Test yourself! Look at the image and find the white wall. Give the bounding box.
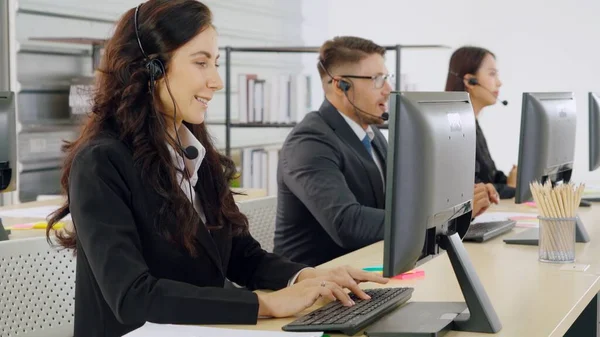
[301,0,328,112]
[304,0,600,185]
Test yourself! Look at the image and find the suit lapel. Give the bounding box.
[318,100,385,208]
[371,130,388,208]
[138,148,227,277]
[193,219,225,275]
[209,219,232,274]
[193,193,228,275]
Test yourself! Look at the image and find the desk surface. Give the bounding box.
[215,200,600,337]
[4,197,600,336]
[0,188,267,240]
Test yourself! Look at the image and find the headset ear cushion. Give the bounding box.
[146,59,164,79]
[338,80,351,92]
[468,77,478,86]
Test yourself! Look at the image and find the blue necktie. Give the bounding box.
[362,135,373,156]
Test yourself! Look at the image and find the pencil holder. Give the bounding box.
[538,216,577,263]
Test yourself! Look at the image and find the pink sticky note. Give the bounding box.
[524,201,537,207]
[392,269,425,280]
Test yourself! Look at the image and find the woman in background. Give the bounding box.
[46,1,387,336]
[445,46,517,199]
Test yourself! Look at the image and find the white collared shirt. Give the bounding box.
[167,125,207,223]
[338,111,385,184]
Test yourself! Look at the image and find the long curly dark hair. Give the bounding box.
[46,0,248,256]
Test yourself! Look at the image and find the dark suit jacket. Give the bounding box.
[475,120,515,199]
[273,99,388,267]
[68,132,306,337]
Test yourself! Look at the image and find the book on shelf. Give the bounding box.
[69,82,95,115]
[238,73,312,125]
[238,147,280,196]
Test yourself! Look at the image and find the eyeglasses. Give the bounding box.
[334,73,395,89]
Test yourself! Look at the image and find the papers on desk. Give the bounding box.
[124,322,323,337]
[0,206,71,220]
[0,205,71,220]
[583,185,600,198]
[473,212,539,228]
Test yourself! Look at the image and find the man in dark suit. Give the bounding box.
[273,36,496,267]
[273,36,391,267]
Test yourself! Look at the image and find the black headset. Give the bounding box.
[134,3,200,207]
[449,71,508,106]
[318,61,389,121]
[337,79,352,92]
[134,3,199,161]
[134,6,164,86]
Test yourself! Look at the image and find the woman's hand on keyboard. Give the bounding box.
[296,265,390,300]
[255,278,354,318]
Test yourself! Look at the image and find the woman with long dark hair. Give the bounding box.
[46,1,387,336]
[445,46,516,199]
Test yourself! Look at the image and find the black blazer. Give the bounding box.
[67,132,306,337]
[475,120,515,199]
[273,100,387,267]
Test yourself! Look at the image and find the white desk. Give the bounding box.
[215,200,600,336]
[0,188,268,240]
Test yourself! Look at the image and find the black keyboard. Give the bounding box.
[463,219,516,242]
[282,287,413,336]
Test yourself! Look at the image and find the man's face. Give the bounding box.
[338,53,393,127]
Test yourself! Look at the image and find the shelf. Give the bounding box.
[27,37,106,70]
[28,37,107,45]
[209,121,386,129]
[230,122,297,128]
[221,44,450,53]
[395,44,450,49]
[18,41,91,57]
[19,118,81,128]
[228,142,284,151]
[209,122,297,128]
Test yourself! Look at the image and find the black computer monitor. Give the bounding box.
[505,92,589,245]
[589,92,600,172]
[0,218,8,241]
[370,92,501,335]
[0,91,15,240]
[0,91,15,194]
[514,92,577,204]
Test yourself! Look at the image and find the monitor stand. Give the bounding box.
[365,233,502,337]
[0,218,9,241]
[503,215,590,246]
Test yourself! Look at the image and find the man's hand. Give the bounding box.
[472,183,491,218]
[485,183,500,204]
[507,165,517,188]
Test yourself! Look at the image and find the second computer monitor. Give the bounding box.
[384,91,476,276]
[381,92,502,334]
[589,92,600,172]
[515,92,577,204]
[0,91,15,193]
